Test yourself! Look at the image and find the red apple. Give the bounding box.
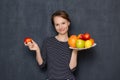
[77,34,84,39]
[83,33,91,40]
[24,37,32,44]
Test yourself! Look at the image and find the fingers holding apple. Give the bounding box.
[24,37,32,46]
[24,37,40,51]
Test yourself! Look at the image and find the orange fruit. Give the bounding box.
[68,35,78,48]
[89,38,94,45]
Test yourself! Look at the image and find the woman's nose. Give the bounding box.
[59,24,62,28]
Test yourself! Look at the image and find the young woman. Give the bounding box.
[24,10,78,80]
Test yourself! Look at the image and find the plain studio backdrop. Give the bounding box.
[0,0,120,80]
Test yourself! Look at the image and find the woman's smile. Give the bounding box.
[59,28,65,32]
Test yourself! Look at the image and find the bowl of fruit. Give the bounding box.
[68,33,96,50]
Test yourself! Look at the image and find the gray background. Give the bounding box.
[0,0,120,80]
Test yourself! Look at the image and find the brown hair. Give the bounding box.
[51,10,71,26]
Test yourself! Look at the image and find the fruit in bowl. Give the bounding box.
[85,40,93,48]
[78,33,91,40]
[68,32,96,50]
[89,38,94,45]
[68,35,78,48]
[77,34,84,39]
[76,39,85,48]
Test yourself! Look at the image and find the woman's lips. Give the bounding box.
[59,28,65,32]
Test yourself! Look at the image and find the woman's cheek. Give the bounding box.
[55,27,59,32]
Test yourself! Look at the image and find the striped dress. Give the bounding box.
[40,37,76,80]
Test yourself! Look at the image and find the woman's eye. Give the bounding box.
[55,24,59,26]
[62,22,65,24]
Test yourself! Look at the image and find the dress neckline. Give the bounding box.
[54,36,68,43]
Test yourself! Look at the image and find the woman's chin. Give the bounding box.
[59,32,68,35]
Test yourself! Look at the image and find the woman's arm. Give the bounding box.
[69,50,78,71]
[35,49,43,65]
[24,40,44,65]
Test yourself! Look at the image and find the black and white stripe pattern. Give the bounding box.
[40,37,75,80]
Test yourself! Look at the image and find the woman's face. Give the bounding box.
[53,16,70,35]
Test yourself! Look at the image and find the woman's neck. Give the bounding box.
[55,33,68,42]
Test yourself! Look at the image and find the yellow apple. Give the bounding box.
[85,40,92,48]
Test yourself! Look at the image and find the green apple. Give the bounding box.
[76,39,85,48]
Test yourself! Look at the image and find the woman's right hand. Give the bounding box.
[24,40,40,52]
